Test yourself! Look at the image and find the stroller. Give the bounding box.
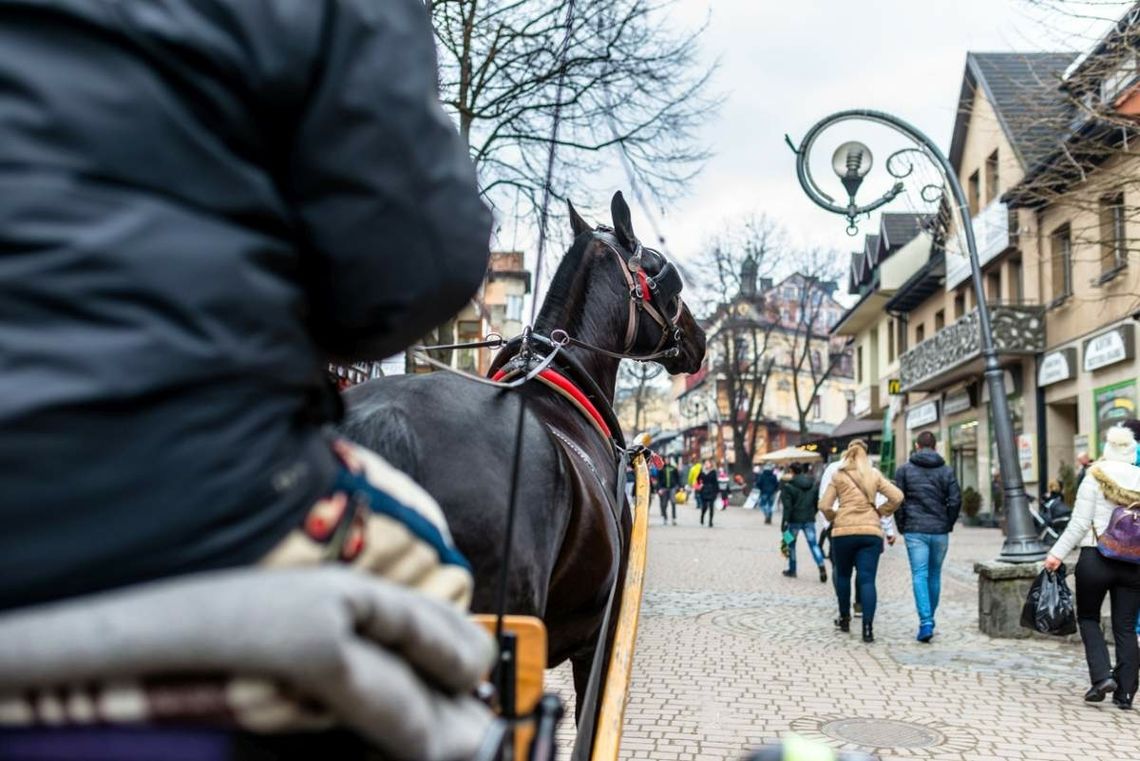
[1028,491,1072,547]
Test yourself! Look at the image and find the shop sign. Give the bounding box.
[943,387,974,416]
[1038,348,1077,387]
[853,387,872,417]
[906,400,939,430]
[1093,380,1137,455]
[1084,324,1135,373]
[887,378,902,396]
[1017,433,1037,483]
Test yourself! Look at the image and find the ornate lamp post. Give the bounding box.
[786,109,1046,563]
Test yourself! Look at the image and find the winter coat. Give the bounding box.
[658,464,681,491]
[0,0,491,611]
[780,474,819,526]
[818,465,903,539]
[1050,460,1140,559]
[892,450,963,534]
[698,469,721,500]
[756,469,779,495]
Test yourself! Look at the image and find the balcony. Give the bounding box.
[899,304,1045,392]
[944,200,1016,290]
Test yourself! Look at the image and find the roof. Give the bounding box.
[828,416,885,439]
[885,248,946,313]
[878,213,929,254]
[948,52,1077,173]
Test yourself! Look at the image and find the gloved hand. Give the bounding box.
[0,567,496,761]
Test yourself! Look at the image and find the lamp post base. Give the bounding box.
[997,534,1048,564]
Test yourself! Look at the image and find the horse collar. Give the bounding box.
[490,365,613,442]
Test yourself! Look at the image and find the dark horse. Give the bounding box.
[341,192,705,706]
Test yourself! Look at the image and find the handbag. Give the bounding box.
[1094,500,1140,564]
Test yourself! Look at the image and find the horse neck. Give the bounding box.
[535,239,625,402]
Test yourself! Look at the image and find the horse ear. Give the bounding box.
[610,191,637,250]
[568,199,591,238]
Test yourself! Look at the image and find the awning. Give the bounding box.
[828,416,884,439]
[757,446,822,464]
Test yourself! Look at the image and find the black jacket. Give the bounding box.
[0,0,490,610]
[893,450,963,534]
[698,469,721,499]
[780,474,818,526]
[658,464,681,491]
[755,469,779,495]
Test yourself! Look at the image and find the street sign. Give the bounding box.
[887,378,902,396]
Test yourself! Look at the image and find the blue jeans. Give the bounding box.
[786,522,824,572]
[758,492,775,519]
[832,534,882,623]
[904,532,950,627]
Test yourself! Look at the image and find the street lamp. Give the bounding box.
[786,109,1046,563]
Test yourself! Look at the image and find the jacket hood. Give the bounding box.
[1090,461,1140,505]
[910,449,946,468]
[789,474,815,490]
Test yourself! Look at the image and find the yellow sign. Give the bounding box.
[888,378,902,396]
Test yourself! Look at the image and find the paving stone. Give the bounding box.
[545,503,1139,760]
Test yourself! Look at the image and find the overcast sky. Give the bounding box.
[547,0,1128,284]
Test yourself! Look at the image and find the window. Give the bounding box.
[968,170,981,215]
[986,270,1002,303]
[505,294,524,322]
[811,395,822,421]
[985,150,999,205]
[845,390,855,416]
[887,319,896,362]
[457,319,482,338]
[1010,259,1024,304]
[1099,192,1127,275]
[897,318,907,354]
[953,290,966,319]
[935,309,945,332]
[811,349,822,373]
[915,323,926,345]
[856,345,864,384]
[1050,224,1073,303]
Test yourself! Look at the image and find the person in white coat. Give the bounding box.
[1044,425,1140,710]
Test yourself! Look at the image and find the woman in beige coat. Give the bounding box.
[818,439,903,642]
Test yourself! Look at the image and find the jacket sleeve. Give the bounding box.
[876,472,904,516]
[287,0,492,360]
[818,481,838,522]
[1049,475,1098,560]
[945,468,962,526]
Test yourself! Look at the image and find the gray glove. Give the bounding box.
[0,567,496,761]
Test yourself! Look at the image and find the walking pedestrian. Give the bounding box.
[756,465,779,525]
[657,458,681,526]
[818,439,903,643]
[1045,425,1140,710]
[779,464,827,582]
[698,459,719,527]
[893,430,962,643]
[1075,451,1092,491]
[717,463,730,510]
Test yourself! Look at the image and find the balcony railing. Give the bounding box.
[899,304,1045,391]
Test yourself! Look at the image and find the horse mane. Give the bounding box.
[534,232,594,333]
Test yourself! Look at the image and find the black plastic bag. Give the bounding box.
[1020,565,1077,636]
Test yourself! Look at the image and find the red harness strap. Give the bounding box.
[490,367,613,440]
[636,269,651,302]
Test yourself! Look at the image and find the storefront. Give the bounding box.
[905,399,940,452]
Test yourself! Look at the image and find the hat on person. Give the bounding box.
[1102,425,1137,465]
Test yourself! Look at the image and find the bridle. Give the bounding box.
[568,228,687,363]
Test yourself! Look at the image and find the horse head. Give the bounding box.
[565,191,706,376]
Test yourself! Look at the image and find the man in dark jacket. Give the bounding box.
[894,430,963,642]
[0,0,491,611]
[780,464,827,582]
[755,465,780,524]
[698,459,720,527]
[657,458,681,526]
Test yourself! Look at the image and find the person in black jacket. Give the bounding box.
[780,464,827,582]
[698,459,720,527]
[657,458,681,526]
[893,431,963,642]
[0,0,491,611]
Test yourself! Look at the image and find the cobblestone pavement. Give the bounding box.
[548,501,1139,761]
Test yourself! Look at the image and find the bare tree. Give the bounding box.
[779,249,853,442]
[429,0,717,221]
[996,3,1140,313]
[617,361,664,432]
[694,217,784,474]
